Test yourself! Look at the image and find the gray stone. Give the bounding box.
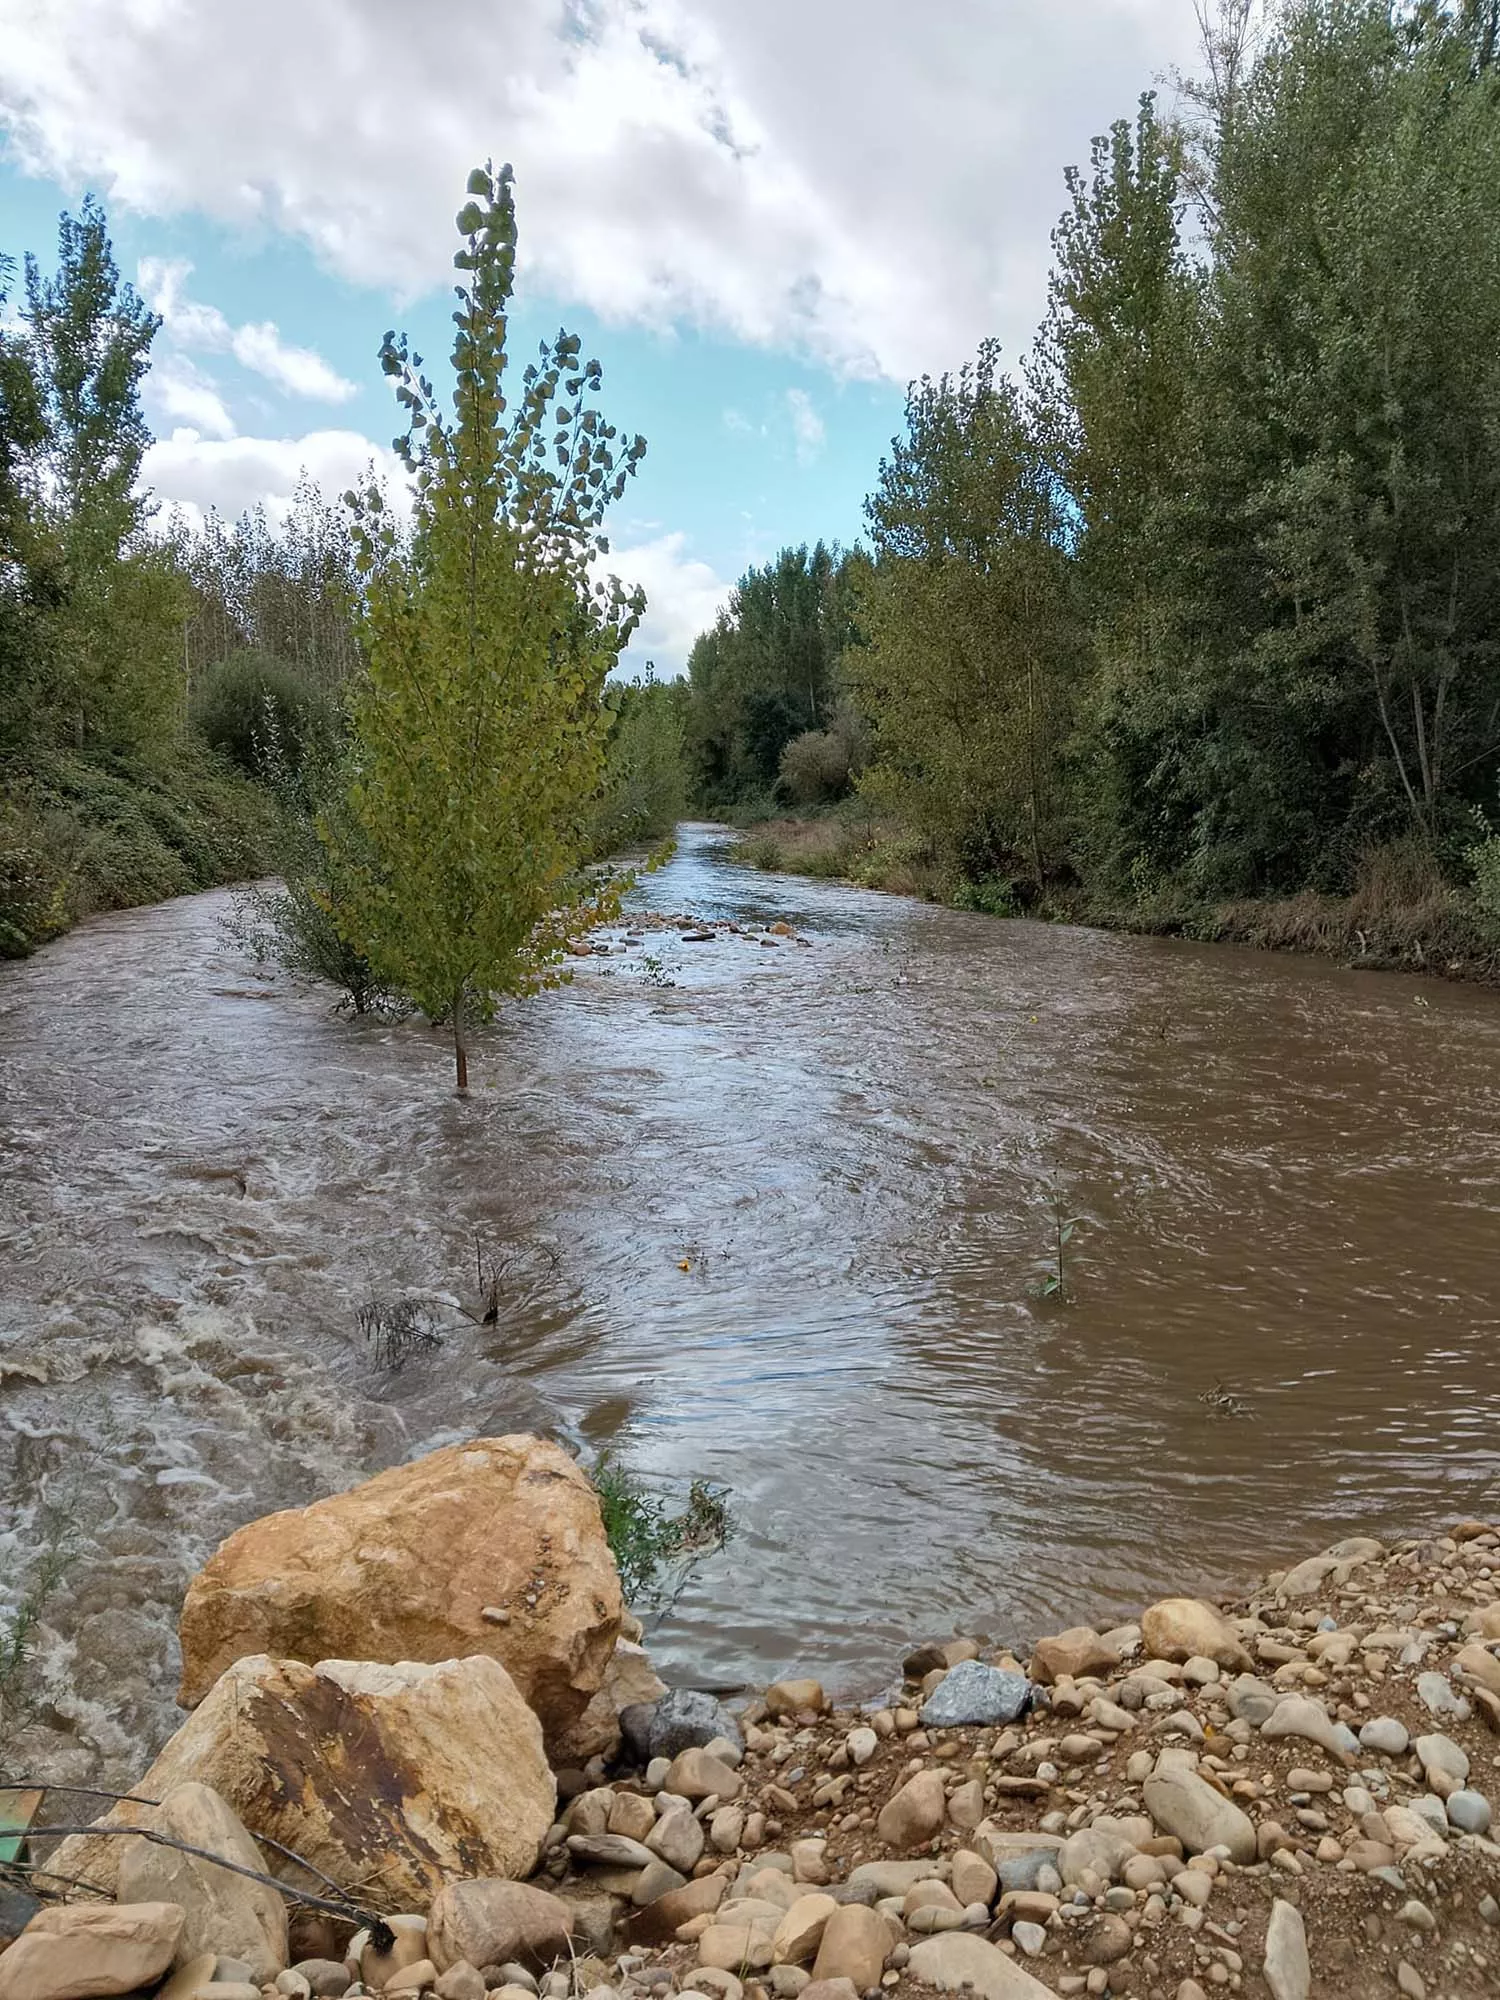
[620,1689,744,1766]
[1408,1795,1450,1838]
[994,1852,1058,1895]
[1416,1672,1468,1720]
[1011,1922,1046,1958]
[1414,1734,1469,1789]
[919,1661,1032,1728]
[1262,1898,1309,2000]
[1223,1675,1280,1727]
[1359,1717,1409,1757]
[1261,1695,1359,1761]
[1446,1791,1492,1835]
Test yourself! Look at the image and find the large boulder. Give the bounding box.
[177,1436,621,1745]
[116,1781,287,1979]
[48,1653,555,1909]
[0,1903,184,2000]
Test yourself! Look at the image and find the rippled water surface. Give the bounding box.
[4,823,1500,1773]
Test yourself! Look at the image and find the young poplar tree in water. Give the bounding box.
[336,163,646,1091]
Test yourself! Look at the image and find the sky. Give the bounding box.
[0,0,1201,676]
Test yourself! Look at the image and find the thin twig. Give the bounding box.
[17,1817,392,1950]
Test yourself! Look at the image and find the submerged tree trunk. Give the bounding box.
[453,985,469,1095]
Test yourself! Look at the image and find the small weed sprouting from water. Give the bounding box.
[1032,1180,1082,1302]
[358,1297,444,1371]
[591,1456,732,1611]
[0,1461,89,1747]
[638,951,675,989]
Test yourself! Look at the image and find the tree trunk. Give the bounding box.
[452,986,469,1095]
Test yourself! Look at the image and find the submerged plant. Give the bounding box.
[1033,1179,1082,1301]
[591,1456,731,1611]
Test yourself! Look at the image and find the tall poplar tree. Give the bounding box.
[334,163,646,1091]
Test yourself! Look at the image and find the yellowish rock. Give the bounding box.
[177,1435,620,1744]
[50,1654,554,1908]
[1140,1599,1253,1672]
[0,1902,185,2000]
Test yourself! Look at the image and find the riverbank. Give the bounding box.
[0,746,279,957]
[10,1439,1499,2000]
[732,816,1500,988]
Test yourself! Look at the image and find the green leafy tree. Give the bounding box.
[24,199,186,750]
[686,542,860,808]
[331,163,646,1091]
[592,670,688,853]
[0,254,53,755]
[853,342,1082,892]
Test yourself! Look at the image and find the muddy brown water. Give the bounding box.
[2,821,1499,1780]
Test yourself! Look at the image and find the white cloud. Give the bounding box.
[149,358,236,440]
[0,0,1200,383]
[142,426,406,529]
[141,425,721,674]
[603,529,732,676]
[138,255,356,402]
[786,388,825,466]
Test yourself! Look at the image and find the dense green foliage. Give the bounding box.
[325,163,648,1088]
[685,542,861,812]
[590,672,689,854]
[694,0,1500,957]
[0,205,288,953]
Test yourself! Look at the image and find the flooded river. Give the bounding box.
[3,822,1499,1781]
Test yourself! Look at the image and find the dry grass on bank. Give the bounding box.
[737,817,1500,987]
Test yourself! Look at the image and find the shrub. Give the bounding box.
[192,649,339,783]
[0,746,279,954]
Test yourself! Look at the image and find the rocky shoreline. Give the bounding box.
[4,1436,1498,2000]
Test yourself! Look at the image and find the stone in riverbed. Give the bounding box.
[628,1872,727,1946]
[648,1803,706,1872]
[1142,1764,1256,1862]
[772,1894,839,1966]
[666,1747,743,1802]
[1414,1734,1469,1790]
[116,1779,286,1980]
[0,1902,186,2000]
[176,1436,620,1748]
[1360,1716,1409,1756]
[809,1905,892,1990]
[877,1769,947,1850]
[427,1880,574,1974]
[1029,1628,1121,1686]
[1455,1643,1500,1698]
[765,1679,827,1717]
[620,1688,744,1765]
[908,1931,1055,2000]
[699,1924,776,1973]
[1262,1897,1310,2000]
[1223,1674,1279,1726]
[1140,1599,1252,1671]
[1446,1790,1491,1834]
[1261,1694,1359,1762]
[50,1653,555,1908]
[919,1660,1031,1727]
[1416,1671,1468,1719]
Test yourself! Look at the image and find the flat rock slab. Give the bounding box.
[909,1930,1055,1999]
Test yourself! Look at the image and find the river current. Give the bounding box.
[2,822,1498,1782]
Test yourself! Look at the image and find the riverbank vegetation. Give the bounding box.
[0,195,678,968]
[687,0,1500,980]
